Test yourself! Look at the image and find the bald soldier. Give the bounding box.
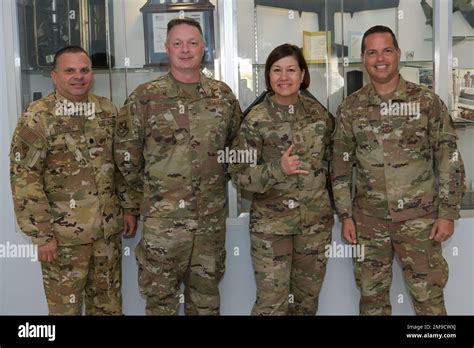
[332,26,466,315]
[114,18,242,315]
[10,46,136,315]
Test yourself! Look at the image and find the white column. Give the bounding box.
[217,0,240,218]
[433,0,452,106]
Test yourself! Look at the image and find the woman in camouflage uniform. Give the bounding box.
[229,44,334,315]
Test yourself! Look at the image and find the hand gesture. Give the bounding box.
[280,144,309,175]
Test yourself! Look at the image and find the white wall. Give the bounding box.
[0,0,47,315]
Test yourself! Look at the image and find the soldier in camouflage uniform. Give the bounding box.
[10,46,136,315]
[332,26,466,315]
[229,44,334,315]
[114,18,242,315]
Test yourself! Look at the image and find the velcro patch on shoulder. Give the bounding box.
[19,126,40,144]
[12,142,30,160]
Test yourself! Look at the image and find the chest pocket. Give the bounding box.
[398,103,429,155]
[352,111,380,154]
[149,104,189,146]
[294,118,329,191]
[94,114,115,155]
[202,107,232,151]
[46,120,88,175]
[295,119,327,163]
[261,122,292,163]
[48,120,81,153]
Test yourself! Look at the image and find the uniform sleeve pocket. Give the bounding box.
[11,126,45,168]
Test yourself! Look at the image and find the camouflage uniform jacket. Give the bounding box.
[229,94,334,235]
[332,76,466,222]
[10,91,123,246]
[114,72,242,218]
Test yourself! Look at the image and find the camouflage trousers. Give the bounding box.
[40,233,122,315]
[250,227,332,315]
[353,210,448,315]
[136,210,226,315]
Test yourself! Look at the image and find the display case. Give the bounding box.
[232,0,474,215]
[17,0,114,70]
[237,0,435,110]
[11,0,474,216]
[451,0,474,210]
[15,0,218,109]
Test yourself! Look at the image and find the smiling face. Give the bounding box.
[165,23,205,79]
[50,52,92,102]
[362,32,401,86]
[269,55,305,105]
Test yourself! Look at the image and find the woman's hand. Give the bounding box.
[280,144,309,175]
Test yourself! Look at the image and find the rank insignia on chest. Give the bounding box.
[293,132,304,144]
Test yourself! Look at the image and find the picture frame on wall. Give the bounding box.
[140,0,215,67]
[303,31,330,64]
[348,31,363,62]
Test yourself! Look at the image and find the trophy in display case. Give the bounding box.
[18,0,114,69]
[140,0,215,67]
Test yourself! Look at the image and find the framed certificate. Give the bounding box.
[348,31,363,62]
[140,0,215,67]
[303,31,330,64]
